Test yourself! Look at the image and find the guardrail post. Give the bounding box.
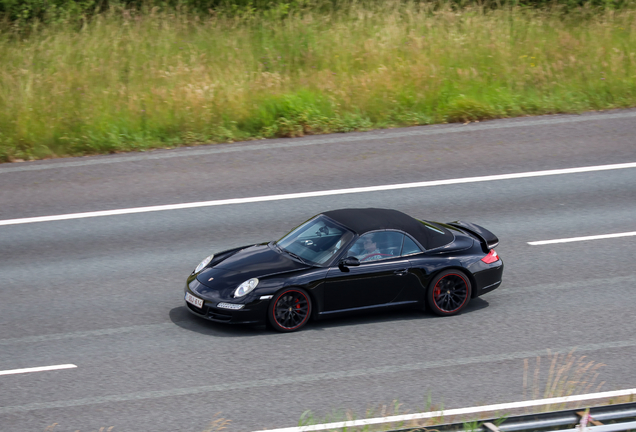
[483,422,501,432]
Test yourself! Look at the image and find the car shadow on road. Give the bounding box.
[304,297,490,332]
[169,306,268,337]
[169,298,489,337]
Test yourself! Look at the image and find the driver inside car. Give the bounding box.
[354,234,384,262]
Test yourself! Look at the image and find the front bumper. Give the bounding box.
[184,285,269,325]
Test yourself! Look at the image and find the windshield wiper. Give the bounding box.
[274,242,312,265]
[283,249,309,265]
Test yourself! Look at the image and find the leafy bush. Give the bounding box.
[1,1,635,162]
[1,0,634,26]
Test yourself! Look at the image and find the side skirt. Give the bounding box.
[318,300,420,316]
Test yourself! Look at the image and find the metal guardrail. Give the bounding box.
[395,402,636,432]
[560,422,636,432]
[255,389,636,432]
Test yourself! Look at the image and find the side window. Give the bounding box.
[401,236,423,256]
[346,232,405,263]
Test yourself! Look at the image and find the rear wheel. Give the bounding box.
[427,270,471,316]
[268,288,312,332]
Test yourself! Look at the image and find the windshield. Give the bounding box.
[276,215,355,266]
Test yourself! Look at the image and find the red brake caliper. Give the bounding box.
[295,298,301,309]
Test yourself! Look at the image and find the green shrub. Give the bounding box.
[1,0,635,27]
[1,2,635,162]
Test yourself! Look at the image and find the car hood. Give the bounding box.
[195,244,309,294]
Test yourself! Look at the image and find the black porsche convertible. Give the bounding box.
[184,208,503,332]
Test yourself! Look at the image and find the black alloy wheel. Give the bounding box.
[427,270,472,316]
[268,288,312,332]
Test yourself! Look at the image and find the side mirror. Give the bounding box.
[339,257,360,268]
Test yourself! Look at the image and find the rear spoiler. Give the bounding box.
[447,221,499,251]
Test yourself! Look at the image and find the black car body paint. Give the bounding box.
[183,208,504,331]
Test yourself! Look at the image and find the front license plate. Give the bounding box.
[185,292,204,308]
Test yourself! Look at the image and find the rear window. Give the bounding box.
[421,221,445,234]
[418,220,454,249]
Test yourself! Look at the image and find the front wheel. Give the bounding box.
[268,288,312,332]
[427,270,472,316]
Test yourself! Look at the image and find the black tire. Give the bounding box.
[427,270,472,316]
[268,288,312,332]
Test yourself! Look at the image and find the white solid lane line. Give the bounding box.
[2,110,635,175]
[0,364,77,376]
[529,231,636,245]
[253,388,636,432]
[1,161,636,227]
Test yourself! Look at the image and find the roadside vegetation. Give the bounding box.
[293,351,618,432]
[1,0,636,162]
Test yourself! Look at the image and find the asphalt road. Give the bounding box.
[1,109,636,432]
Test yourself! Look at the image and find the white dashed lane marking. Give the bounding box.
[528,231,636,245]
[0,364,77,376]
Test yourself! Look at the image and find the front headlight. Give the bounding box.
[194,254,214,273]
[234,278,259,298]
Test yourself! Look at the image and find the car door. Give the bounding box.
[322,231,420,312]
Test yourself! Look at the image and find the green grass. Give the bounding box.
[1,1,636,162]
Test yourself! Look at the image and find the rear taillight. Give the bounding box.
[481,249,500,264]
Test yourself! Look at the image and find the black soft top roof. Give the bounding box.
[322,208,453,249]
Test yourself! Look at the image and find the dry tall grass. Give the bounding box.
[523,350,606,411]
[292,350,615,432]
[1,2,635,162]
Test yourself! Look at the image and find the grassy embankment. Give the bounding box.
[1,2,636,162]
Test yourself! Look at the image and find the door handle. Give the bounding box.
[394,269,408,276]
